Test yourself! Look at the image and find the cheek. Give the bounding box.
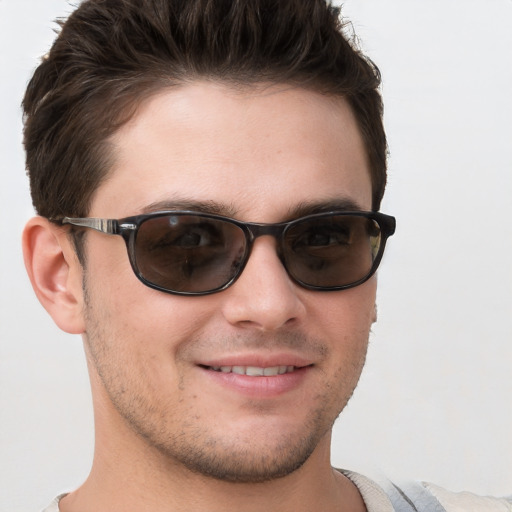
[85,234,137,299]
[84,246,220,362]
[308,281,376,381]
[310,279,377,334]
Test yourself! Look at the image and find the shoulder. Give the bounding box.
[340,469,512,512]
[41,494,67,512]
[423,482,512,512]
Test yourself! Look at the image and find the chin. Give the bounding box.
[172,437,316,484]
[149,411,334,484]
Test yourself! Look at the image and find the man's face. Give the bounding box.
[81,82,376,482]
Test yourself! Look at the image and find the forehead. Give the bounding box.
[94,82,372,220]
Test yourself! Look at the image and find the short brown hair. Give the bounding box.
[23,0,387,221]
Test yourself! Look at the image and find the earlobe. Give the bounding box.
[22,217,85,335]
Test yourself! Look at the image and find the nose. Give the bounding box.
[221,237,306,331]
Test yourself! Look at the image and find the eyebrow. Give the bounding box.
[286,198,368,219]
[140,199,238,217]
[139,196,367,220]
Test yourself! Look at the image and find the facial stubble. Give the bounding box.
[82,277,369,484]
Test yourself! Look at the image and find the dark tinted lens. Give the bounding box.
[283,215,382,288]
[134,214,247,292]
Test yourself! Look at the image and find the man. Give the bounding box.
[20,1,511,511]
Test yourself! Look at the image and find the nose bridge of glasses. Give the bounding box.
[245,222,286,242]
[241,222,289,271]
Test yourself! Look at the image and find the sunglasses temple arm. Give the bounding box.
[61,217,119,235]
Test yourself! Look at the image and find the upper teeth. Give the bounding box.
[209,365,295,376]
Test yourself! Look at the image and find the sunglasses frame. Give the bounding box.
[60,210,396,296]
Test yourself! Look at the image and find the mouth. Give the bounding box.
[197,360,313,397]
[203,365,299,377]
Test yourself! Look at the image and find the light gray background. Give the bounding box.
[1,1,511,510]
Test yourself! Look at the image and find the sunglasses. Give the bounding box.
[60,210,395,296]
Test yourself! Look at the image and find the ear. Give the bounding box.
[22,217,86,334]
[372,303,378,324]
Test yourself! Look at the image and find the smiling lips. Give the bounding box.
[208,365,297,376]
[200,361,311,397]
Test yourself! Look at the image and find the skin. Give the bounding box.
[24,82,376,511]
